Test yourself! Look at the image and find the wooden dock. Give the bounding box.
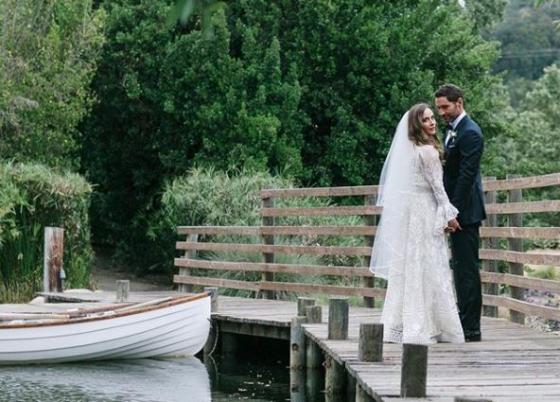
[6,291,560,401]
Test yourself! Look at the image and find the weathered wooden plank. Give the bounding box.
[173,275,259,291]
[174,258,373,277]
[261,205,381,217]
[177,225,378,236]
[480,226,560,240]
[480,249,560,266]
[485,200,560,214]
[483,294,560,321]
[260,185,379,199]
[480,271,560,293]
[176,241,372,256]
[483,173,560,191]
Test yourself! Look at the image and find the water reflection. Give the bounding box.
[0,357,210,402]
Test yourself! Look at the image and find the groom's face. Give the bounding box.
[435,96,463,123]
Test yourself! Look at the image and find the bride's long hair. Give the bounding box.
[408,103,444,160]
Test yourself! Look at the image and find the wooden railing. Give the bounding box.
[174,173,560,324]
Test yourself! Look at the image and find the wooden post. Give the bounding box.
[358,323,383,362]
[305,367,323,402]
[305,305,322,323]
[290,368,306,402]
[297,297,315,316]
[116,280,130,302]
[328,298,349,340]
[324,355,345,395]
[204,286,219,312]
[43,227,64,293]
[400,343,428,398]
[482,177,498,318]
[178,234,198,293]
[305,339,323,369]
[356,383,374,402]
[507,174,525,324]
[290,316,308,369]
[346,372,357,402]
[261,197,275,299]
[363,194,377,308]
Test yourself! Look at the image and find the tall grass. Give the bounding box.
[0,162,93,302]
[149,167,372,299]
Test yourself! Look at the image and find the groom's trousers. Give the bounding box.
[450,223,482,339]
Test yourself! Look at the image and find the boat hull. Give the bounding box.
[0,295,211,364]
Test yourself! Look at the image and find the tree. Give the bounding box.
[0,0,105,169]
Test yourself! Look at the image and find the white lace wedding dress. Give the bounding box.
[381,145,465,344]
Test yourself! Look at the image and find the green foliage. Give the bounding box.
[0,162,93,302]
[0,0,105,170]
[83,0,507,272]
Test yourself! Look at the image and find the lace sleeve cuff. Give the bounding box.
[434,203,459,235]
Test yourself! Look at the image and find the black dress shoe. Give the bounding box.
[465,334,481,342]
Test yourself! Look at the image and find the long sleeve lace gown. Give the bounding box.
[381,145,465,344]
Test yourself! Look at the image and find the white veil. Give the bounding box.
[369,111,416,279]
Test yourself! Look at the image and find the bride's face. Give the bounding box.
[421,108,437,137]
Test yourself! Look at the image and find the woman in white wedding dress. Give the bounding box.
[370,103,464,345]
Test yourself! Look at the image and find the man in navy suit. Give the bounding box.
[435,84,486,342]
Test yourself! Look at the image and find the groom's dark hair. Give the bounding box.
[435,84,464,102]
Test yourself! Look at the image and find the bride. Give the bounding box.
[370,103,464,344]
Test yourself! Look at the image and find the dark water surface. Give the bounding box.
[0,354,291,402]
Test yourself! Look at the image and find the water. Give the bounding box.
[0,355,291,402]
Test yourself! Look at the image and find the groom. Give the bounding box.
[435,84,486,342]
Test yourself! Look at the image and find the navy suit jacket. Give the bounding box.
[443,115,487,226]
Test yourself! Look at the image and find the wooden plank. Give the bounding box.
[480,226,560,240]
[485,200,560,214]
[480,271,560,293]
[483,173,560,191]
[176,241,372,256]
[177,225,377,236]
[173,275,386,298]
[261,205,381,217]
[174,258,373,277]
[480,249,560,266]
[483,294,560,321]
[261,185,379,199]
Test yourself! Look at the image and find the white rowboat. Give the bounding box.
[0,292,211,364]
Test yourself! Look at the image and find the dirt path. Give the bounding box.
[90,249,170,292]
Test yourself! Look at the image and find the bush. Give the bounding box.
[0,162,93,302]
[146,168,366,291]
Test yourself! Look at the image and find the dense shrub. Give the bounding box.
[0,162,93,302]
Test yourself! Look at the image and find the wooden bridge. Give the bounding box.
[171,172,560,401]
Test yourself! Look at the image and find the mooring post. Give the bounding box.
[290,316,308,369]
[328,298,349,340]
[358,323,383,362]
[204,286,219,312]
[324,355,346,396]
[43,227,64,293]
[116,280,130,302]
[297,297,315,317]
[289,368,306,402]
[356,383,375,402]
[305,305,322,323]
[400,343,428,398]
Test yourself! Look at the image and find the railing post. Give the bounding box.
[507,174,525,324]
[43,227,64,293]
[363,194,377,307]
[178,234,198,293]
[482,176,498,318]
[261,196,275,299]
